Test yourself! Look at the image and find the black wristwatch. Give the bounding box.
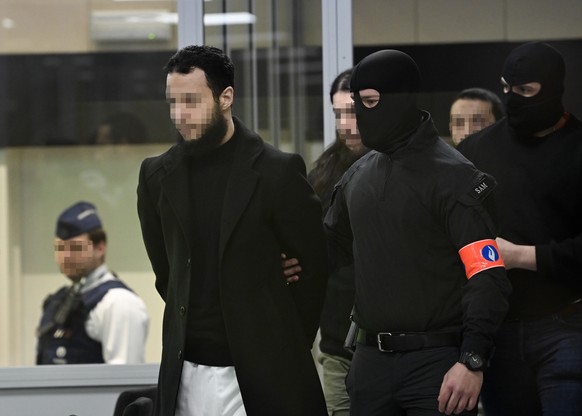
[458,352,484,371]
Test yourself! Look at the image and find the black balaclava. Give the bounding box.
[350,49,422,154]
[502,42,565,136]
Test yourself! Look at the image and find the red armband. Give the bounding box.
[458,239,505,280]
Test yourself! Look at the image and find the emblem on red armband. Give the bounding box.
[458,239,505,279]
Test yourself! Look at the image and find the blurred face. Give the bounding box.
[166,67,223,141]
[449,98,496,146]
[95,124,113,145]
[54,234,105,282]
[332,90,362,152]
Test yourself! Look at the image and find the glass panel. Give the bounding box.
[0,0,182,367]
[201,0,324,163]
[0,0,324,367]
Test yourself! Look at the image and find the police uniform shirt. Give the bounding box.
[82,264,150,364]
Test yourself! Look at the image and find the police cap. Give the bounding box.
[55,201,102,240]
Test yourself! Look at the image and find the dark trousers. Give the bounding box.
[346,344,477,416]
[481,307,582,416]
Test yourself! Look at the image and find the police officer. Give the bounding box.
[324,50,511,415]
[36,201,149,364]
[458,41,582,416]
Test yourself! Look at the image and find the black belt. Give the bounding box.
[359,329,461,353]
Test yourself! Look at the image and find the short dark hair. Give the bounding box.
[164,45,235,100]
[87,228,107,246]
[453,87,505,121]
[329,68,352,104]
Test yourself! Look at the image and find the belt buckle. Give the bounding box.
[377,332,394,352]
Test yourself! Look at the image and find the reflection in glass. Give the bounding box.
[0,0,323,367]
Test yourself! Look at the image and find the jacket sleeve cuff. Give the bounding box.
[460,336,492,362]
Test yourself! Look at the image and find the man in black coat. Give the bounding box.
[137,45,328,416]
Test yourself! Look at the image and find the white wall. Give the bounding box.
[0,155,10,366]
[352,0,582,45]
[1,0,581,55]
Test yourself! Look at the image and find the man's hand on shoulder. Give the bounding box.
[437,362,482,415]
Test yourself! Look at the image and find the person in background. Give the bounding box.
[308,68,369,210]
[457,41,582,416]
[36,201,149,365]
[137,45,328,416]
[449,87,504,146]
[308,68,368,415]
[324,49,511,415]
[92,112,148,145]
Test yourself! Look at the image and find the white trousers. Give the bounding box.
[175,361,247,416]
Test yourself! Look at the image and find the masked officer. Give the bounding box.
[324,50,511,415]
[36,201,149,364]
[458,41,582,416]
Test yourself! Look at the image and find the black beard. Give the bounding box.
[179,105,228,158]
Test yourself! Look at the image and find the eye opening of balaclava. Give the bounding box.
[350,49,422,154]
[502,41,565,136]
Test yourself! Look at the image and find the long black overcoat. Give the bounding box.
[137,118,328,416]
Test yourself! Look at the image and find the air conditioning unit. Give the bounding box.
[90,10,175,42]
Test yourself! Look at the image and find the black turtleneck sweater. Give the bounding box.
[184,133,239,366]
